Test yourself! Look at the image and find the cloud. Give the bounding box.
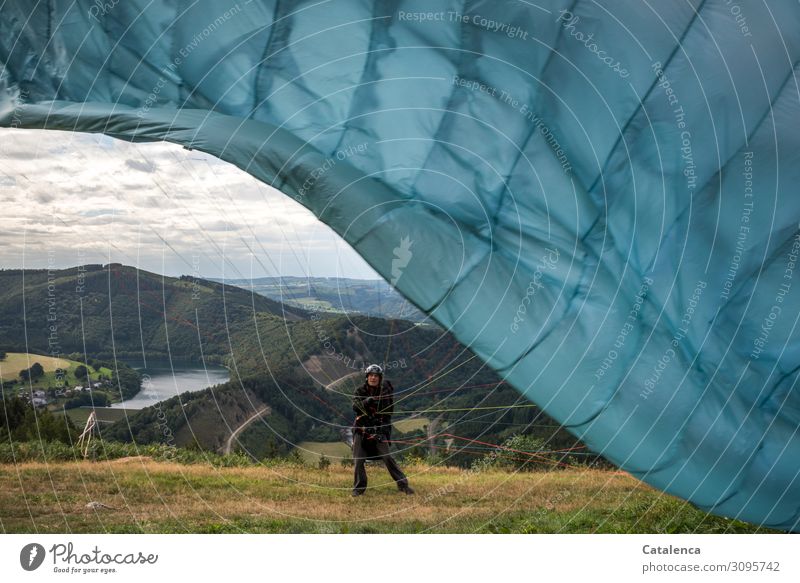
[125,159,157,173]
[32,191,55,204]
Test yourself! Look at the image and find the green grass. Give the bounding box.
[0,352,108,389]
[0,352,76,381]
[64,407,131,427]
[294,441,352,464]
[0,440,255,466]
[0,452,777,534]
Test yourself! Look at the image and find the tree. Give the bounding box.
[29,362,45,380]
[0,351,6,360]
[64,391,109,409]
[113,366,142,400]
[18,363,44,382]
[0,396,77,443]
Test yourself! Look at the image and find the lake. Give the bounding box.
[109,360,229,410]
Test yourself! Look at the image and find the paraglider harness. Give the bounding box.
[352,380,393,446]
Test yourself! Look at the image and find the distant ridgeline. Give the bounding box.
[210,276,429,322]
[0,264,305,364]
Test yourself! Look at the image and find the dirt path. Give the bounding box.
[324,371,362,391]
[223,370,357,455]
[223,405,271,454]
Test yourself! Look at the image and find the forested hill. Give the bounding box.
[0,264,306,363]
[105,312,582,464]
[0,263,584,464]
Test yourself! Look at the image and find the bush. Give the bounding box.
[318,454,331,470]
[471,434,557,472]
[424,451,447,467]
[287,449,305,466]
[74,365,88,380]
[19,362,45,381]
[30,362,45,379]
[399,452,428,466]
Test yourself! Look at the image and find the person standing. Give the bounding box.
[351,364,414,496]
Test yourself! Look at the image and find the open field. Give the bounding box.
[0,352,111,388]
[393,417,429,433]
[294,441,352,464]
[0,459,775,534]
[64,407,132,427]
[0,352,76,381]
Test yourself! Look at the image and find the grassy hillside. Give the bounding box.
[0,457,772,534]
[0,352,142,410]
[0,352,76,381]
[0,265,305,363]
[293,441,352,465]
[392,417,429,434]
[0,352,112,386]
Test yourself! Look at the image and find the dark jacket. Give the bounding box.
[352,379,394,439]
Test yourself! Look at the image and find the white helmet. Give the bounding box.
[365,364,383,376]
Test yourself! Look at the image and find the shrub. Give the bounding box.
[471,434,557,472]
[287,449,305,466]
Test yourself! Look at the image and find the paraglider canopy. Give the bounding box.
[2,0,799,531]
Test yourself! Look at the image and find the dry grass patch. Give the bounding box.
[0,460,772,533]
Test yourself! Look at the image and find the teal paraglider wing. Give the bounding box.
[2,0,799,530]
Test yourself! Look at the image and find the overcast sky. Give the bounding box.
[0,129,380,280]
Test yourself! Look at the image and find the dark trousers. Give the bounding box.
[352,432,408,493]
